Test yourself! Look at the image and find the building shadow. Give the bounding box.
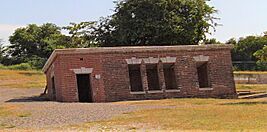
[221,101,267,106]
[5,95,50,103]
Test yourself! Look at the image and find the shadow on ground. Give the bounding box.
[221,101,267,106]
[5,95,50,103]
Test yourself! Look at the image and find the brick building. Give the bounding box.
[42,44,237,102]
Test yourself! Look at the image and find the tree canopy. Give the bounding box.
[0,39,4,62]
[96,0,217,46]
[230,34,267,71]
[232,36,267,61]
[6,23,71,68]
[63,22,98,48]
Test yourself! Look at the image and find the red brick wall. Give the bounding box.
[45,47,237,102]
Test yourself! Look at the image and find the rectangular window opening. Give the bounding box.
[146,64,161,91]
[163,63,177,90]
[128,64,143,92]
[197,62,210,88]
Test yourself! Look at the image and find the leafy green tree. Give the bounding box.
[0,39,4,63]
[63,22,98,48]
[253,46,267,70]
[254,46,267,61]
[203,38,221,44]
[226,38,237,45]
[231,34,267,71]
[95,0,217,46]
[232,36,267,61]
[7,23,71,68]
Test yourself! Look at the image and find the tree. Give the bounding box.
[226,38,237,45]
[63,22,98,48]
[7,23,71,67]
[253,46,267,70]
[0,39,4,63]
[232,36,267,61]
[95,0,217,46]
[254,46,267,62]
[203,38,221,44]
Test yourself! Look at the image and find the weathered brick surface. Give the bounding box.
[44,45,237,102]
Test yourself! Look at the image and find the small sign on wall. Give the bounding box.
[95,74,101,79]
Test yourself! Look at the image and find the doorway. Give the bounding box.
[51,77,56,100]
[76,74,93,102]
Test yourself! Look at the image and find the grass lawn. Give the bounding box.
[71,98,267,131]
[72,82,267,131]
[236,84,267,92]
[234,71,267,74]
[0,70,46,89]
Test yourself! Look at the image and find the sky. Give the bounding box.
[1,0,267,44]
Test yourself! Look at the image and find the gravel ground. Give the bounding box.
[0,88,172,129]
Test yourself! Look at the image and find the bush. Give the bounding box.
[8,63,32,70]
[0,63,33,70]
[27,56,47,70]
[0,64,7,69]
[255,61,267,71]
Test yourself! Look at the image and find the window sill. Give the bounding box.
[199,88,213,91]
[130,91,146,95]
[166,89,181,93]
[148,90,164,94]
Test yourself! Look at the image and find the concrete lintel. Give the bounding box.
[50,71,55,78]
[71,67,93,74]
[160,56,177,63]
[143,57,159,64]
[193,55,209,62]
[126,57,142,64]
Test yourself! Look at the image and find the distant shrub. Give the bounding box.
[0,64,7,69]
[8,63,32,70]
[0,63,33,70]
[255,61,267,71]
[27,56,47,70]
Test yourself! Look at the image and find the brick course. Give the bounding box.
[43,45,237,102]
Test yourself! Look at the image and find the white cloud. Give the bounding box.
[0,24,25,44]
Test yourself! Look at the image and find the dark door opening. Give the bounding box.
[76,74,93,102]
[51,77,56,100]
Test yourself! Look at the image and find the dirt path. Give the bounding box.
[0,88,42,103]
[0,88,172,129]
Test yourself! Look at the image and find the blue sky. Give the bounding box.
[1,0,267,44]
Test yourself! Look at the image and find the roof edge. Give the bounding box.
[42,44,233,72]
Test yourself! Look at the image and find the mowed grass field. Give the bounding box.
[0,70,46,89]
[0,69,266,131]
[72,98,267,131]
